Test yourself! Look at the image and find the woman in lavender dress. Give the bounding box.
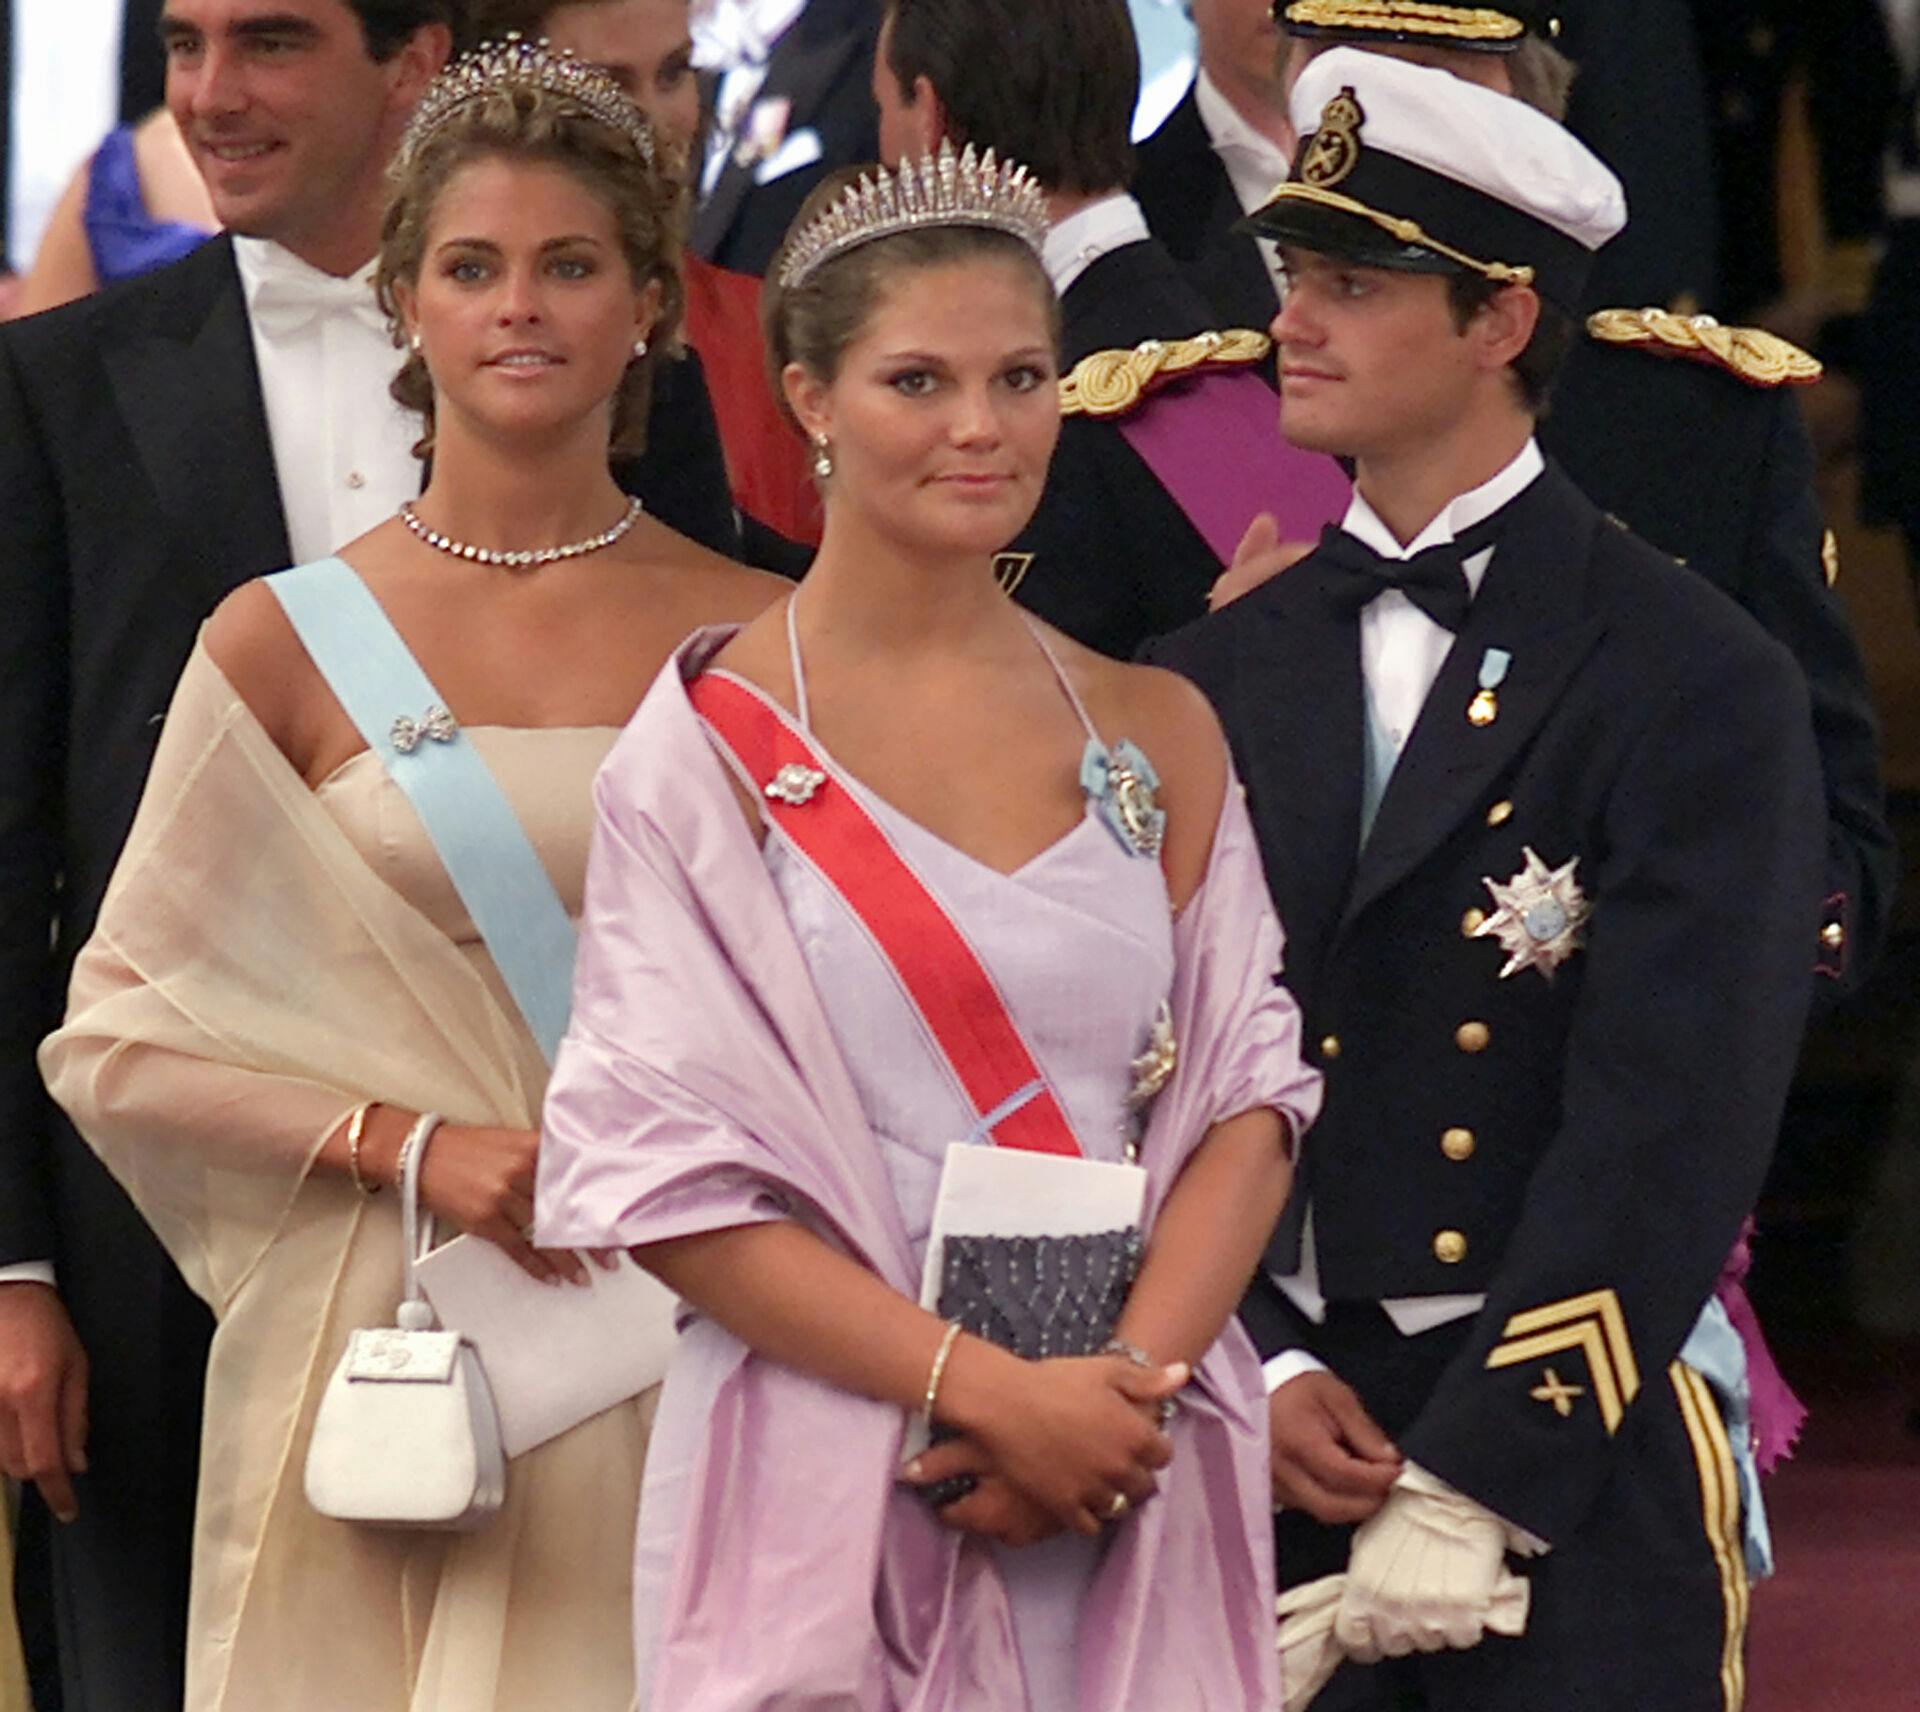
[536,153,1323,1710]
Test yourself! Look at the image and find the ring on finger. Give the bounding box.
[1104,1491,1130,1521]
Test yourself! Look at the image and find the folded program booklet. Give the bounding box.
[415,1236,679,1458]
[903,1142,1148,1457]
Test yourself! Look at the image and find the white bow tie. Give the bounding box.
[247,257,389,343]
[691,0,806,70]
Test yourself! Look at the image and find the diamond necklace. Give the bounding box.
[398,494,644,568]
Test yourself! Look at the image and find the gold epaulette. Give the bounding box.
[1585,307,1823,388]
[1059,329,1271,419]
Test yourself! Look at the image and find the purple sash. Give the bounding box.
[1116,369,1351,563]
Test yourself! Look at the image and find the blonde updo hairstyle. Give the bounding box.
[761,166,1062,459]
[376,78,686,460]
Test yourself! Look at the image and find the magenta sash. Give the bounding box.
[1116,368,1352,563]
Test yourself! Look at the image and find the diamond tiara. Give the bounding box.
[395,34,655,175]
[775,140,1051,290]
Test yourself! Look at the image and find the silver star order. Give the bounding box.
[764,762,827,807]
[1472,847,1590,980]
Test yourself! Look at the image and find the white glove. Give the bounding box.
[1276,1575,1347,1709]
[1332,1462,1531,1662]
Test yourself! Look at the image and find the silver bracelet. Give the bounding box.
[921,1321,963,1426]
[1102,1338,1180,1426]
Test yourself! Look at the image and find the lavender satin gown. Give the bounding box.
[758,608,1175,1709]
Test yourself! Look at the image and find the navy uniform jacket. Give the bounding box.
[1146,461,1824,1543]
[1542,333,1895,1002]
[1130,93,1891,1001]
[0,232,738,1709]
[1008,236,1267,658]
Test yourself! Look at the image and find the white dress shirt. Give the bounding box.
[1040,192,1153,297]
[1263,438,1546,1393]
[0,238,423,1293]
[233,236,423,569]
[1190,67,1290,308]
[7,0,123,268]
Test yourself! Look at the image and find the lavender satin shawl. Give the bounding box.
[536,628,1322,1711]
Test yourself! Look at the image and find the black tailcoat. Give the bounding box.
[1009,236,1262,658]
[1131,88,1280,338]
[691,0,879,278]
[0,233,736,1709]
[1147,461,1824,1545]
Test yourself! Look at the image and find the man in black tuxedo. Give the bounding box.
[873,0,1336,657]
[0,2,734,1705]
[1133,0,1289,334]
[1148,51,1822,1708]
[1179,1,1893,1005]
[691,0,879,277]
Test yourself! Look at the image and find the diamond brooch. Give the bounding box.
[765,762,827,807]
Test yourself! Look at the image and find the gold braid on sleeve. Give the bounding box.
[1059,329,1273,419]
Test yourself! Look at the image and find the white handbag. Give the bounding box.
[304,1114,507,1530]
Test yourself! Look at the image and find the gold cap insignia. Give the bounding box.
[1299,88,1366,190]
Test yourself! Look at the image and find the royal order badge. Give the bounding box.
[1472,847,1590,980]
[1081,738,1166,858]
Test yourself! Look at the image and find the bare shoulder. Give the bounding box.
[201,578,322,759]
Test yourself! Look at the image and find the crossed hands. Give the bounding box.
[900,1350,1186,1547]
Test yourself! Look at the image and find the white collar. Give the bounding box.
[232,235,379,307]
[1192,67,1291,186]
[1342,438,1544,575]
[1040,192,1152,295]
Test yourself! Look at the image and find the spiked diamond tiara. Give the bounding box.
[395,34,655,174]
[775,140,1051,290]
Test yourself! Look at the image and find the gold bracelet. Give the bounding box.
[921,1321,963,1426]
[345,1102,381,1197]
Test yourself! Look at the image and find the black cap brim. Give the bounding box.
[1236,200,1463,276]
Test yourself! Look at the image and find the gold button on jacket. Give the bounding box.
[1320,1034,1342,1060]
[1442,1127,1476,1161]
[1455,1021,1491,1053]
[1433,1230,1468,1264]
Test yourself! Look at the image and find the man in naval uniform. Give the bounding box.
[1177,0,1893,1007]
[1147,52,1824,1710]
[873,0,1349,658]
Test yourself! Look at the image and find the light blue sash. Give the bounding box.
[1679,1297,1774,1579]
[267,558,575,1063]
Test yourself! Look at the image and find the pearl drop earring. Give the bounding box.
[632,336,648,358]
[811,433,833,481]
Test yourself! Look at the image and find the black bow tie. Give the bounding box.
[1314,517,1504,632]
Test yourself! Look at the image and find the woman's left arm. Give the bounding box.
[1113,1106,1291,1368]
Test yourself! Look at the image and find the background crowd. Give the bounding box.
[1,2,1918,1710]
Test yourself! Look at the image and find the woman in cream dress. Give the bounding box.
[39,44,778,1712]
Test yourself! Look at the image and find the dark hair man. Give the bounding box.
[1173,0,1891,1009]
[873,0,1351,657]
[0,8,448,1698]
[1147,49,1825,1710]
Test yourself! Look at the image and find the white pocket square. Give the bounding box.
[754,126,824,184]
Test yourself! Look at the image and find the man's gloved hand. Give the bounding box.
[1332,1461,1531,1661]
